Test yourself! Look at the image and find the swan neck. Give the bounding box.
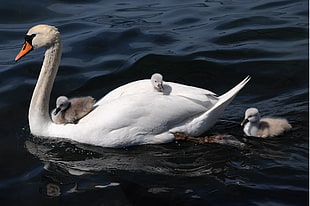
[29,40,62,133]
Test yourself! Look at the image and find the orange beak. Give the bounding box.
[15,41,33,62]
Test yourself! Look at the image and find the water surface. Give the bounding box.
[0,0,308,205]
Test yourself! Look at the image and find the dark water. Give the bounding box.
[0,0,308,205]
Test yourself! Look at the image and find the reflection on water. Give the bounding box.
[25,137,240,177]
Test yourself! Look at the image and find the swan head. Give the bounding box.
[15,24,61,61]
[151,73,164,92]
[241,107,261,126]
[54,96,70,115]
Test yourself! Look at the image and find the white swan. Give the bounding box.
[15,24,250,148]
[241,108,292,138]
[51,96,95,124]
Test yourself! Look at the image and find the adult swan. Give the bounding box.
[15,24,250,148]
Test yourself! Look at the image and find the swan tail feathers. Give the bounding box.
[170,76,250,136]
[195,76,250,133]
[218,75,251,102]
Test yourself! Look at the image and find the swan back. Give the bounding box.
[97,79,219,107]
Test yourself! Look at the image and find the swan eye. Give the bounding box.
[24,34,36,45]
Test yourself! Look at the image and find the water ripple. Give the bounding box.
[0,0,308,205]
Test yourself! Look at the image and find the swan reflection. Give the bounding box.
[25,135,244,178]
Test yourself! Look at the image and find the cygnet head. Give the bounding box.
[241,107,261,126]
[151,73,164,92]
[15,24,61,61]
[54,96,70,115]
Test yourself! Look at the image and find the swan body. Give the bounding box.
[51,96,95,124]
[15,24,250,147]
[241,108,292,138]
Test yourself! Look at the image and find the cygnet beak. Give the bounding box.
[240,118,248,126]
[54,107,61,115]
[157,83,164,92]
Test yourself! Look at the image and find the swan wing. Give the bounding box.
[46,92,208,147]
